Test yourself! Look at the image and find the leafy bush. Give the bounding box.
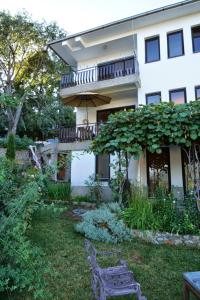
[6,133,16,160]
[152,193,179,233]
[85,174,103,205]
[0,135,34,150]
[46,181,71,200]
[123,185,200,235]
[0,158,51,298]
[75,203,132,243]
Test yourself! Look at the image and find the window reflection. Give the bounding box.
[167,30,184,58]
[147,148,170,196]
[170,89,186,104]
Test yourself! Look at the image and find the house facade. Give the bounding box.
[48,0,200,199]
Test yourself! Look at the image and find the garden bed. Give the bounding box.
[133,229,200,248]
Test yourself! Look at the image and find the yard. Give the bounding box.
[8,209,200,300]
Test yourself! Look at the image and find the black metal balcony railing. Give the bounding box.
[61,56,138,89]
[59,123,99,143]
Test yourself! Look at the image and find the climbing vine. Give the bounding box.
[92,101,200,156]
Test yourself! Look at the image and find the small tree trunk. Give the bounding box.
[11,100,24,135]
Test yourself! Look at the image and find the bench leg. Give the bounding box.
[184,283,190,300]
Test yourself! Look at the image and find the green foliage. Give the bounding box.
[123,186,156,230]
[72,195,91,203]
[85,174,103,205]
[6,133,16,160]
[109,152,131,206]
[75,203,132,243]
[0,10,75,136]
[0,158,53,297]
[123,186,200,234]
[19,98,75,140]
[46,181,71,200]
[0,135,34,150]
[92,101,200,157]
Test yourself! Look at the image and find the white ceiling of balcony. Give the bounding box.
[49,0,200,67]
[51,34,135,68]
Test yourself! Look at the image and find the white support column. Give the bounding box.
[170,146,184,201]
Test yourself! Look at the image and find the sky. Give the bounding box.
[0,0,183,34]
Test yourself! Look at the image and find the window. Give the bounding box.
[169,88,186,104]
[192,26,200,53]
[146,92,161,105]
[145,36,160,63]
[97,106,135,123]
[96,154,110,181]
[167,30,184,58]
[195,86,200,100]
[57,152,71,182]
[147,148,171,196]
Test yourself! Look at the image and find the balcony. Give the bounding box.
[58,123,98,143]
[60,56,140,96]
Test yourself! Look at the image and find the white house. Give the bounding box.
[47,0,200,199]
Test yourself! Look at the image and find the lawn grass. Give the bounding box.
[9,209,200,300]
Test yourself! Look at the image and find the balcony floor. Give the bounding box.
[60,73,140,97]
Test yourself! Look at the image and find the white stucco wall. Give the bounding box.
[71,151,95,186]
[137,12,200,104]
[71,150,141,188]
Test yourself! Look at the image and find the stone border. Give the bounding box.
[132,229,200,248]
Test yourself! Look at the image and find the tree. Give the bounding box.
[6,133,16,160]
[0,11,72,136]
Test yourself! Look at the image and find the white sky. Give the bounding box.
[0,0,182,34]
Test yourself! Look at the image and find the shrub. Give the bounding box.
[75,203,132,243]
[6,133,16,160]
[0,135,34,150]
[123,186,156,230]
[152,193,179,233]
[123,185,200,235]
[0,158,52,298]
[85,174,103,205]
[46,181,71,200]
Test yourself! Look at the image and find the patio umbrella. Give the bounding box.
[62,92,111,123]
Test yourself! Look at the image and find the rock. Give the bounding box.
[72,208,88,216]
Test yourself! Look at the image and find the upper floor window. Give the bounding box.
[169,88,187,104]
[167,30,184,58]
[195,86,200,100]
[146,92,161,105]
[192,26,200,53]
[145,36,160,63]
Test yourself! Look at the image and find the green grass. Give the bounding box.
[8,210,200,300]
[46,181,71,200]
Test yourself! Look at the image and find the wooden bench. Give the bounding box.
[84,239,147,300]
